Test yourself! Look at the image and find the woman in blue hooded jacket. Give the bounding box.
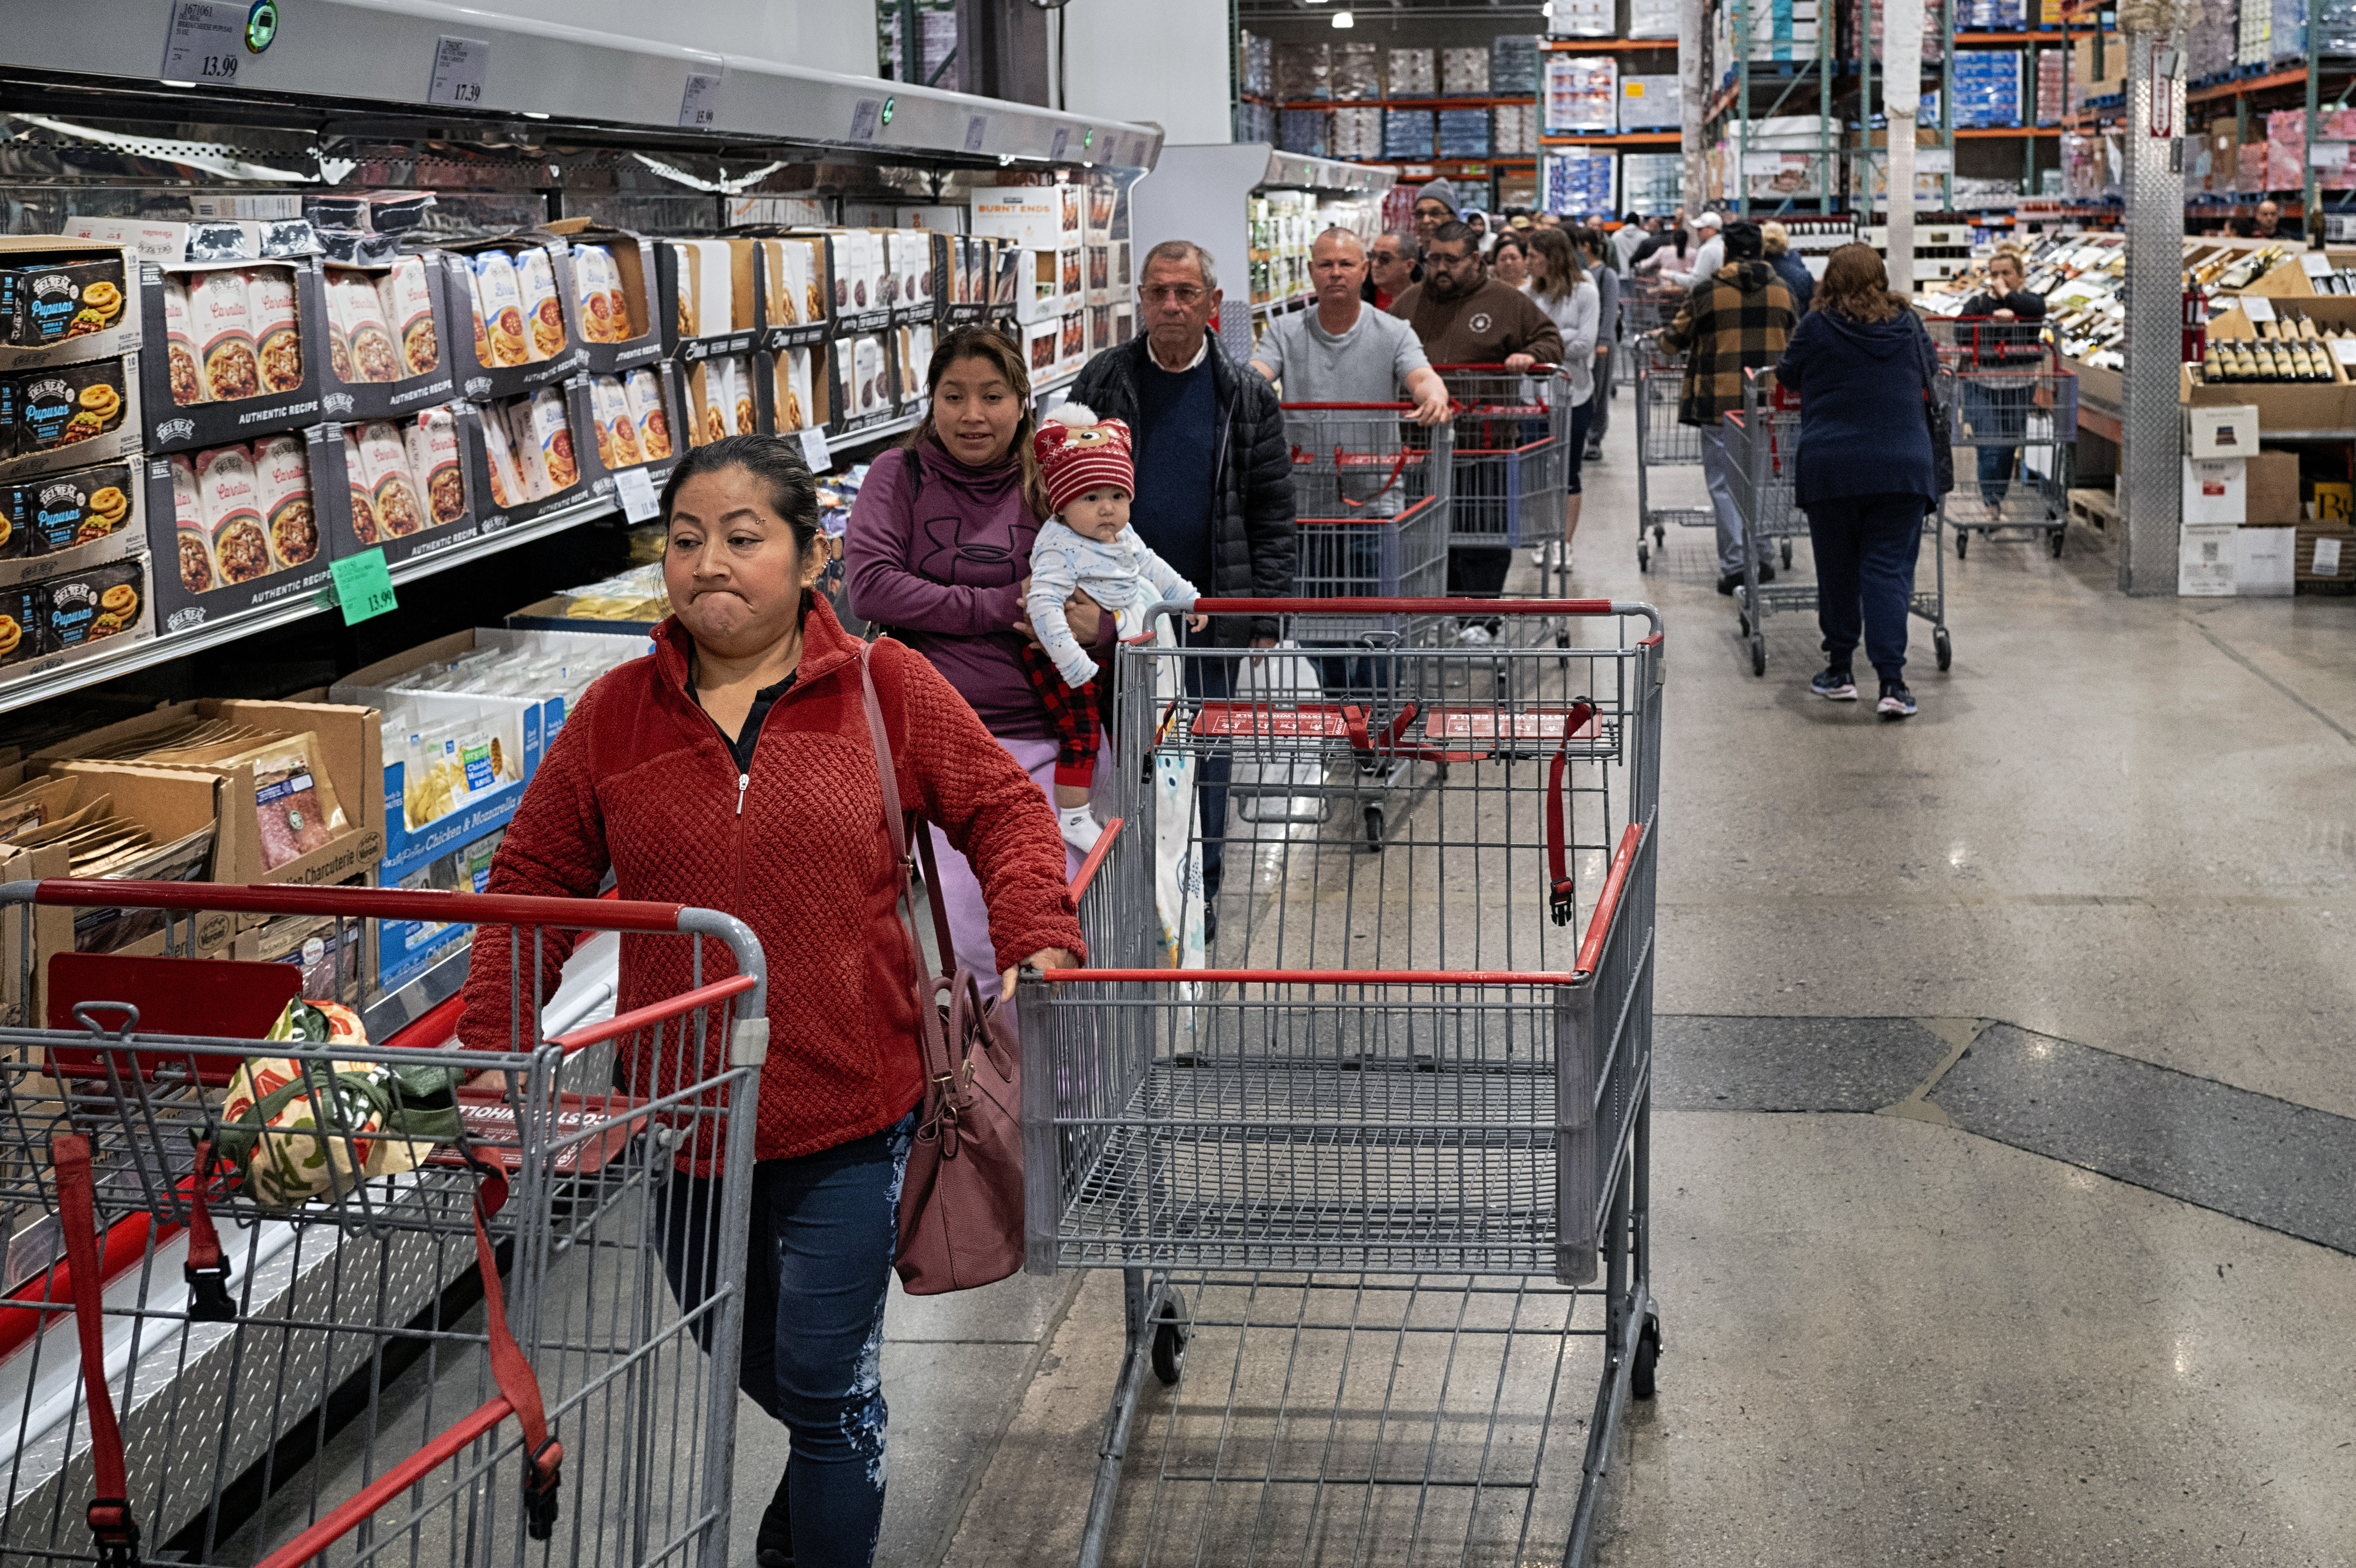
[1773,242,1940,720]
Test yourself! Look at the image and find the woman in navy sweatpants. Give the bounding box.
[1772,242,1942,720]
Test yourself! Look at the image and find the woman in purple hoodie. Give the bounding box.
[846,326,1102,994]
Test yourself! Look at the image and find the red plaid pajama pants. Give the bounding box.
[1018,641,1100,789]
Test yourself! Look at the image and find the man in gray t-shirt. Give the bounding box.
[1251,229,1447,522]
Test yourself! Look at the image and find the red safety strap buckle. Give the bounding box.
[521,1436,564,1540]
[182,1137,236,1323]
[84,1498,139,1566]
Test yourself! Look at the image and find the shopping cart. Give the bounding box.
[0,881,766,1568]
[1725,370,1952,678]
[1611,294,1677,390]
[1434,365,1573,599]
[1019,597,1664,1567]
[1926,323,2077,559]
[1632,335,1714,574]
[1283,401,1453,632]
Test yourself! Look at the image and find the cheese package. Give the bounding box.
[330,269,397,384]
[376,256,439,376]
[622,368,672,461]
[340,429,379,544]
[515,246,567,361]
[193,443,273,585]
[590,375,642,467]
[472,252,528,367]
[245,267,304,393]
[504,398,552,498]
[190,269,261,402]
[404,407,466,527]
[354,419,425,537]
[249,433,319,569]
[163,277,205,406]
[476,404,525,508]
[528,386,577,489]
[461,262,493,368]
[169,453,213,595]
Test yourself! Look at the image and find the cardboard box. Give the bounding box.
[35,698,385,912]
[1,350,144,484]
[143,435,335,632]
[971,185,1083,252]
[542,222,663,376]
[315,416,484,576]
[138,260,326,454]
[0,838,70,1027]
[438,241,589,403]
[2181,308,2356,432]
[2182,456,2246,525]
[656,238,762,361]
[2235,525,2296,595]
[316,256,460,423]
[753,236,834,348]
[2185,402,2258,458]
[2245,449,2302,523]
[450,387,594,538]
[2179,521,2238,595]
[29,763,237,954]
[2295,521,2356,591]
[0,238,143,372]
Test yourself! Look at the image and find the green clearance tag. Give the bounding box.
[327,548,398,626]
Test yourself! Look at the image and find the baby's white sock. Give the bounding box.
[1057,803,1103,855]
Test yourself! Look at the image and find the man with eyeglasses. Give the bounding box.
[1388,221,1564,610]
[1070,238,1297,939]
[1362,232,1421,312]
[1411,178,1461,241]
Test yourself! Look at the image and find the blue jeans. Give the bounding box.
[1699,423,1770,577]
[659,1111,916,1568]
[1806,493,1927,683]
[1961,382,2032,509]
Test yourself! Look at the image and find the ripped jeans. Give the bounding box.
[658,1110,916,1568]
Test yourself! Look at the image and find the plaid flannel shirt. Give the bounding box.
[1661,261,1796,429]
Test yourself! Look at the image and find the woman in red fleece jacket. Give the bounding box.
[458,435,1082,1568]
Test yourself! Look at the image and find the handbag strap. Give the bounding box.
[856,643,954,1089]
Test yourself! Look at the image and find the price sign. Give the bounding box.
[2333,338,2356,366]
[2241,295,2275,322]
[799,426,832,475]
[428,35,491,108]
[965,114,989,153]
[849,97,883,143]
[612,465,660,522]
[2302,251,2333,276]
[160,1,242,86]
[327,548,399,627]
[1050,126,1071,161]
[679,71,723,130]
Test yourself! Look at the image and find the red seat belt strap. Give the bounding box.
[183,1139,235,1323]
[51,1134,141,1567]
[468,1168,563,1540]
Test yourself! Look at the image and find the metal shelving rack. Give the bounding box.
[1710,0,1843,216]
[1538,36,1683,214]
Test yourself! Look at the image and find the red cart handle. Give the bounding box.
[52,1134,140,1568]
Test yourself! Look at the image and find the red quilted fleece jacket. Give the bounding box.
[455,596,1085,1162]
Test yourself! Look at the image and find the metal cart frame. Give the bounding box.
[1631,337,1714,574]
[1020,598,1664,1567]
[1925,324,2078,560]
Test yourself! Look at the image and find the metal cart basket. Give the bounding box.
[1019,597,1663,1567]
[0,881,767,1568]
[1925,322,2077,559]
[1435,366,1573,597]
[1283,402,1454,644]
[1726,371,1952,678]
[1632,337,1713,573]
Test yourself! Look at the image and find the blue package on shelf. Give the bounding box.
[1280,109,1329,157]
[1436,108,1491,157]
[1384,109,1436,159]
[1491,34,1543,96]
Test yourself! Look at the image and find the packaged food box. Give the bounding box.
[0,461,135,558]
[9,260,129,348]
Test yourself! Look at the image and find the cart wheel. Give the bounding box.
[1779,539,1793,569]
[1630,1316,1662,1400]
[1749,638,1766,678]
[1654,524,1666,546]
[1363,805,1385,850]
[1934,626,1953,672]
[1955,531,1968,559]
[1151,1289,1188,1386]
[1637,540,1650,572]
[2049,527,2066,558]
[1736,610,1751,637]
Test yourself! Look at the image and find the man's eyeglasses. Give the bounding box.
[1371,250,1400,263]
[1141,285,1207,305]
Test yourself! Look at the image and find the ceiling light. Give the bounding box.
[1332,8,1354,25]
[523,110,550,119]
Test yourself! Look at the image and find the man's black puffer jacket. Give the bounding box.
[1069,328,1296,645]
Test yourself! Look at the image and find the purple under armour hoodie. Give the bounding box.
[844,438,1052,741]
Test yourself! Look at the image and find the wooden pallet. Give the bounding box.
[2067,486,2117,532]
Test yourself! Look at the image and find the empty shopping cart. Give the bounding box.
[0,881,766,1568]
[1019,597,1664,1567]
[1435,365,1573,597]
[1633,336,1714,573]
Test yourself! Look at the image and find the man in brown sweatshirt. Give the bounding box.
[1390,221,1566,618]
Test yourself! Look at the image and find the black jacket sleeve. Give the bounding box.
[1234,370,1297,641]
[1070,343,1138,423]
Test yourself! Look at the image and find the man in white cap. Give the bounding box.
[1661,210,1725,291]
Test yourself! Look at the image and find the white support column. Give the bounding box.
[1883,0,1923,294]
[2118,6,2187,595]
[1680,0,1707,215]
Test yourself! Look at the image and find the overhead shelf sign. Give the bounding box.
[679,71,722,130]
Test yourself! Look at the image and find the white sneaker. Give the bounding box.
[1058,804,1104,855]
[1457,622,1494,646]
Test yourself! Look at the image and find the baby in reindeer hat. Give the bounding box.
[1026,402,1204,853]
